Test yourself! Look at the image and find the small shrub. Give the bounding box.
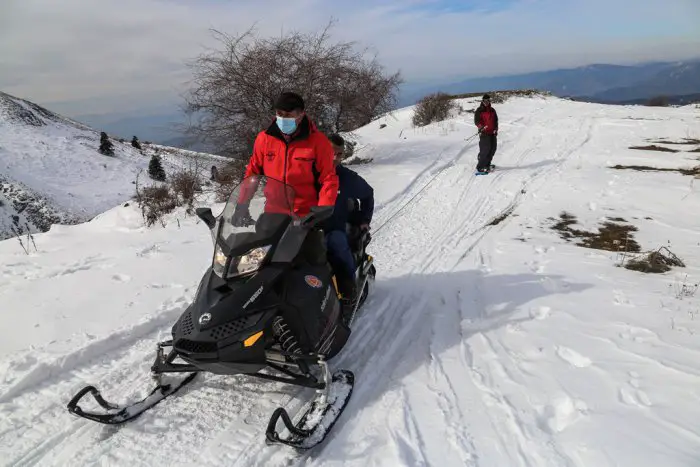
[148,155,166,181]
[645,96,669,107]
[214,159,247,202]
[99,131,115,156]
[170,169,201,208]
[412,92,455,127]
[623,247,685,274]
[131,136,142,150]
[137,185,177,227]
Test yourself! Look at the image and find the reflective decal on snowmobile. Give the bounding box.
[304,275,323,288]
[243,285,264,309]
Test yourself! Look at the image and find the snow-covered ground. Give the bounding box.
[0,91,228,239]
[1,95,700,466]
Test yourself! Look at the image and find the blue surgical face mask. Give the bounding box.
[276,116,297,135]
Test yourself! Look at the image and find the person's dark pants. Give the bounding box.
[477,133,498,171]
[325,230,356,297]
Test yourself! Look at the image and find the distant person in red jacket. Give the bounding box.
[474,94,499,173]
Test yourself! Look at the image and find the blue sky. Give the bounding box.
[1,0,698,118]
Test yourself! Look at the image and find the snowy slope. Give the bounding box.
[0,91,228,240]
[1,95,700,466]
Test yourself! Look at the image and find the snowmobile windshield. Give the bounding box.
[211,175,296,278]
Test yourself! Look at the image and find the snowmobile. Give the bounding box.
[66,175,376,450]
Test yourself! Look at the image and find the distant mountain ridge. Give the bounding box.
[399,59,700,106]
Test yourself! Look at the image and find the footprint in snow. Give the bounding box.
[619,379,652,408]
[530,306,551,320]
[112,274,131,283]
[555,345,592,368]
[137,244,160,257]
[619,326,657,343]
[613,290,634,307]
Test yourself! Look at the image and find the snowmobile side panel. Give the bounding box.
[281,264,336,353]
[265,369,354,450]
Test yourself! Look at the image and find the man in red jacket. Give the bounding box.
[243,92,338,215]
[474,94,499,174]
[239,92,339,263]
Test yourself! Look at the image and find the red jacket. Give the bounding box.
[244,116,339,217]
[474,104,498,135]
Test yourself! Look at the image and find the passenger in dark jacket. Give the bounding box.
[324,134,374,301]
[474,94,499,173]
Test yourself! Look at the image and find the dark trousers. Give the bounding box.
[477,133,498,170]
[325,230,356,295]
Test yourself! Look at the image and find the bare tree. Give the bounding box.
[183,20,402,158]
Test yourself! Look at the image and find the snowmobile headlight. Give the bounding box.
[213,244,227,277]
[228,245,271,278]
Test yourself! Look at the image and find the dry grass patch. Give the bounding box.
[611,165,700,176]
[650,138,700,145]
[550,212,641,253]
[629,145,679,153]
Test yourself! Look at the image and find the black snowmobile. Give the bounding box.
[66,175,376,449]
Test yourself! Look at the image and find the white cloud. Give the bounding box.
[1,0,698,115]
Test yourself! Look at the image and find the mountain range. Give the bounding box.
[399,59,700,106]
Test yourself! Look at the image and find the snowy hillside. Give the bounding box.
[1,94,700,466]
[0,91,228,240]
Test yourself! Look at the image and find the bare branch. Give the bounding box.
[182,20,402,157]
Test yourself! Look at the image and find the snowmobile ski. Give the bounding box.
[66,372,197,424]
[265,369,354,450]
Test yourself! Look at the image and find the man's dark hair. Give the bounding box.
[482,94,491,101]
[328,133,345,147]
[274,92,305,112]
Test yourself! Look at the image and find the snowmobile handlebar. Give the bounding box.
[300,205,334,228]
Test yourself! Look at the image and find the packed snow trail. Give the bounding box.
[2,96,700,466]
